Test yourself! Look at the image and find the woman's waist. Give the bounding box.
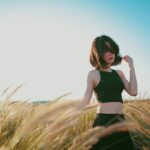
[97,102,123,114]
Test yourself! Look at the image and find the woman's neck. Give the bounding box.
[100,66,111,72]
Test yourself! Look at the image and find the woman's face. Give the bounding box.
[103,50,115,65]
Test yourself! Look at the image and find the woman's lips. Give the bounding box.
[108,57,114,60]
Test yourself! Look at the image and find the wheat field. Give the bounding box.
[0,85,150,150]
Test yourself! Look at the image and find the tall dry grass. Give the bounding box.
[0,85,149,150]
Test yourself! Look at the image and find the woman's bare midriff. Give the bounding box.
[96,102,124,114]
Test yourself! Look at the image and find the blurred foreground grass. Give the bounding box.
[0,85,150,150]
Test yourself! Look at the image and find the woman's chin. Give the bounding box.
[108,60,114,64]
[106,61,114,66]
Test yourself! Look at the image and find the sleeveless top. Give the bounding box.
[93,68,124,103]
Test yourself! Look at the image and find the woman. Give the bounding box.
[76,35,138,150]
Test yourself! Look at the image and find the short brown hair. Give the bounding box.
[89,35,122,69]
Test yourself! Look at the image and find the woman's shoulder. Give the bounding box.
[87,69,101,87]
[114,69,125,79]
[88,69,100,77]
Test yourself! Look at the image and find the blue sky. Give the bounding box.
[0,0,149,101]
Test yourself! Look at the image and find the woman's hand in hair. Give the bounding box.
[122,55,134,68]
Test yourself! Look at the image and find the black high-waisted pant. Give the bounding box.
[90,113,136,150]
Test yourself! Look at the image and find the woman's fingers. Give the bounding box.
[122,55,134,68]
[122,57,128,62]
[122,55,129,61]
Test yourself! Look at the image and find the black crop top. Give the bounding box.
[94,68,124,103]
